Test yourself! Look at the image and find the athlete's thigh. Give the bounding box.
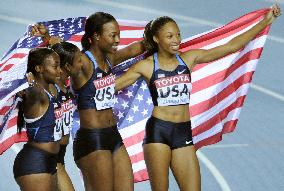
[143,143,172,191]
[170,146,201,191]
[57,164,75,191]
[51,173,58,191]
[16,173,54,191]
[113,145,134,191]
[77,150,113,191]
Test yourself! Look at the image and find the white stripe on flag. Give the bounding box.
[132,160,147,173]
[126,141,143,156]
[120,30,143,38]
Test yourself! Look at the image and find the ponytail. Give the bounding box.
[81,33,91,51]
[143,20,157,55]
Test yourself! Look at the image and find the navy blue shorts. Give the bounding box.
[73,126,124,161]
[143,116,194,149]
[13,144,57,178]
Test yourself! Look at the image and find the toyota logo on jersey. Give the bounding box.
[154,74,192,106]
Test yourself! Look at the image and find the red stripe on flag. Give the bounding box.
[68,35,82,42]
[0,106,11,115]
[123,130,145,147]
[192,96,246,136]
[222,119,239,134]
[0,132,28,154]
[0,64,14,73]
[6,116,18,130]
[119,26,145,31]
[133,169,149,183]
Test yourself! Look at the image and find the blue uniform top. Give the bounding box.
[25,89,63,142]
[74,51,116,111]
[148,52,192,106]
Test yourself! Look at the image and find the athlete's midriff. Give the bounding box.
[28,141,60,154]
[79,108,116,128]
[152,104,190,123]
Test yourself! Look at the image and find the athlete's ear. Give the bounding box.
[35,65,42,73]
[153,35,158,44]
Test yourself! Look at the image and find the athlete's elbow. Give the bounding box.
[227,41,244,53]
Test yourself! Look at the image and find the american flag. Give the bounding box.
[0,9,270,182]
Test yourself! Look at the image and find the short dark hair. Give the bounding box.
[81,12,116,51]
[27,47,55,75]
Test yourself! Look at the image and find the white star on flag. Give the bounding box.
[126,115,134,123]
[121,101,129,109]
[132,81,138,87]
[147,98,152,105]
[132,105,139,113]
[125,90,134,98]
[117,111,124,119]
[136,94,143,102]
[141,83,148,91]
[141,109,148,116]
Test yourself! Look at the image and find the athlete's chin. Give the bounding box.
[111,45,118,53]
[108,48,118,54]
[111,49,118,54]
[169,49,179,54]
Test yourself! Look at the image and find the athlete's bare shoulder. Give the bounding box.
[133,55,154,80]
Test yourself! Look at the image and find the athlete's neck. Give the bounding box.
[89,46,110,72]
[35,76,50,91]
[89,46,107,64]
[157,51,178,68]
[157,50,177,60]
[56,80,67,93]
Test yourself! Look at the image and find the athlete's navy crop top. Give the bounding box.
[74,51,115,111]
[25,89,63,142]
[148,52,192,106]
